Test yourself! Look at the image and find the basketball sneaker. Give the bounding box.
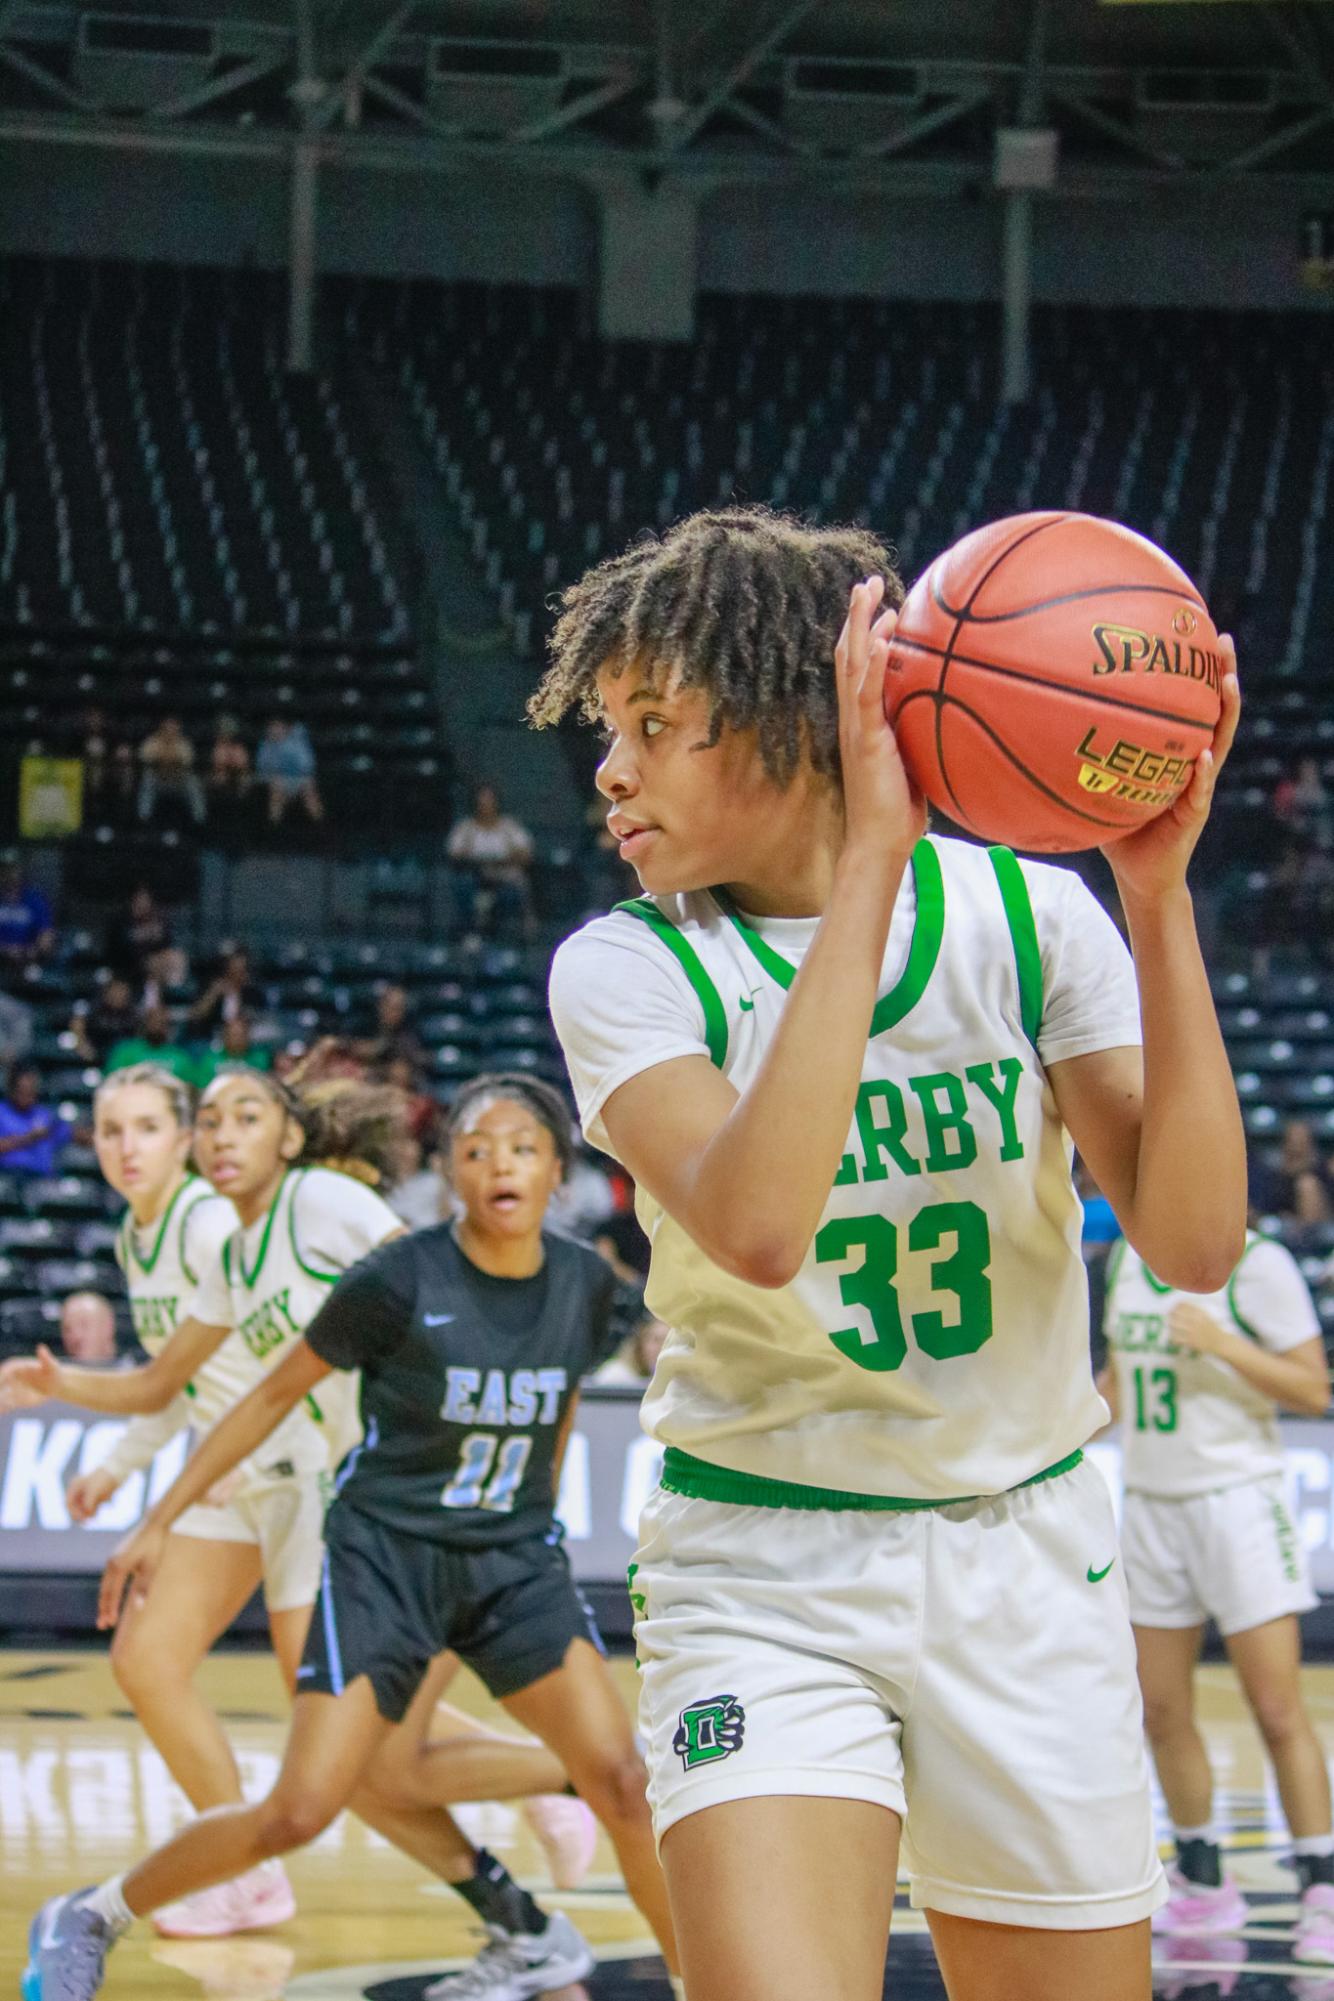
[1154,1931,1248,1999]
[521,1794,599,1890]
[1151,1864,1248,1934]
[1296,1882,1334,1964]
[23,1890,116,2000]
[423,1912,595,1999]
[152,1862,296,1939]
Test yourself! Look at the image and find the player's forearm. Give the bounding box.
[96,1401,189,1484]
[1214,1333,1330,1416]
[1119,886,1246,1291]
[145,1377,297,1532]
[690,843,911,1285]
[49,1358,180,1416]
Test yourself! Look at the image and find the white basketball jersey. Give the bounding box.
[193,1165,402,1478]
[553,835,1135,1502]
[116,1175,257,1437]
[1105,1232,1321,1498]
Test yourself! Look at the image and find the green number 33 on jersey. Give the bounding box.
[816,1200,994,1373]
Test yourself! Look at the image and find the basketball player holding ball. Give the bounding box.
[533,504,1243,2001]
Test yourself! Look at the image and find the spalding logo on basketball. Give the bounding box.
[884,511,1224,854]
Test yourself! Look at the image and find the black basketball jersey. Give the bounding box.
[304,1224,636,1547]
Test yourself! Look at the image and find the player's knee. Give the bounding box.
[257,1788,338,1854]
[1141,1690,1192,1743]
[576,1748,651,1827]
[110,1625,160,1701]
[1250,1691,1306,1748]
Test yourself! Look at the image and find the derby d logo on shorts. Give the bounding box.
[673,1694,745,1770]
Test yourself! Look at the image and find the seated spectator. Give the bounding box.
[447,782,534,939]
[256,719,324,826]
[188,947,263,1038]
[207,716,251,804]
[80,706,111,808]
[379,1053,440,1149]
[69,976,140,1064]
[193,1013,272,1089]
[0,989,34,1070]
[0,1063,72,1175]
[387,1134,451,1231]
[60,1291,118,1365]
[1274,756,1333,849]
[0,854,56,965]
[104,1003,196,1085]
[1258,1118,1334,1233]
[357,985,424,1073]
[138,715,206,827]
[105,885,187,992]
[591,1314,668,1389]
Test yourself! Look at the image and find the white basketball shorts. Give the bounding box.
[631,1451,1165,1930]
[173,1469,331,1613]
[1122,1473,1316,1637]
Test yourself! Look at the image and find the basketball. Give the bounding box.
[883,511,1225,853]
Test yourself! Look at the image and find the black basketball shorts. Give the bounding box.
[296,1501,605,1722]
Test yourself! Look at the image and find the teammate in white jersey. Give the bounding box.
[0,1060,407,1938]
[534,504,1245,2001]
[1103,1229,1334,1958]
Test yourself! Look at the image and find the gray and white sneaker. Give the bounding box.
[424,1911,595,1999]
[23,1891,116,2000]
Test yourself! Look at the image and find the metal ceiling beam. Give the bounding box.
[512,69,641,144]
[855,87,992,162]
[146,50,288,123]
[1220,99,1334,172]
[1046,84,1183,171]
[662,0,820,153]
[0,37,100,113]
[315,0,415,131]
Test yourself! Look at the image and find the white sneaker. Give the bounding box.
[152,1863,296,1939]
[522,1795,598,1890]
[424,1911,595,1999]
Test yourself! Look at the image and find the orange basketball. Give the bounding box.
[883,511,1224,854]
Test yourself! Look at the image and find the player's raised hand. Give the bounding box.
[66,1467,119,1524]
[1102,639,1241,900]
[0,1343,65,1411]
[98,1518,166,1630]
[835,576,926,864]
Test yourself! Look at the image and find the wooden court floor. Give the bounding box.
[6,1650,1334,1999]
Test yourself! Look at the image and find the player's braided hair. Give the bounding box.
[445,1072,574,1177]
[210,1045,409,1189]
[94,1062,195,1130]
[528,504,906,785]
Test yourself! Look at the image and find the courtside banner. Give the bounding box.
[6,1399,1334,1588]
[0,1391,665,1584]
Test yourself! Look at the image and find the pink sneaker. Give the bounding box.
[1151,1864,1248,1935]
[1297,1882,1334,1965]
[152,1863,296,1939]
[521,1793,599,1891]
[1154,1932,1248,1998]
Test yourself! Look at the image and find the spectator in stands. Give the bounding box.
[193,1014,272,1089]
[60,1291,118,1365]
[69,976,140,1065]
[103,1003,195,1086]
[138,715,207,828]
[591,1312,668,1389]
[0,990,33,1071]
[447,782,535,940]
[0,854,56,965]
[0,1063,72,1176]
[256,718,324,827]
[379,1052,439,1149]
[1274,756,1333,851]
[80,707,111,810]
[548,1143,617,1243]
[357,984,424,1074]
[187,946,263,1038]
[106,742,139,828]
[1259,1118,1334,1234]
[105,885,187,993]
[207,716,251,807]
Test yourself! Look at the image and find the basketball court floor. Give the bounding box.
[4,1648,1334,1999]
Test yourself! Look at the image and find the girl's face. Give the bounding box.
[194,1075,299,1204]
[594,661,816,899]
[449,1098,563,1241]
[95,1082,191,1205]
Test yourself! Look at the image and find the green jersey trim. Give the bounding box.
[120,1173,198,1279]
[986,846,1043,1048]
[713,837,946,1038]
[1226,1231,1264,1342]
[614,900,729,1069]
[659,1445,1083,1512]
[235,1171,288,1290]
[287,1167,347,1285]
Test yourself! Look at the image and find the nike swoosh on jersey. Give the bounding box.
[738,997,756,1012]
[1086,1558,1116,1583]
[423,1312,456,1326]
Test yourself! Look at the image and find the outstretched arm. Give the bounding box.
[0,1315,233,1416]
[98,1337,335,1628]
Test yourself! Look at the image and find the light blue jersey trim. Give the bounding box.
[320,1551,345,1696]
